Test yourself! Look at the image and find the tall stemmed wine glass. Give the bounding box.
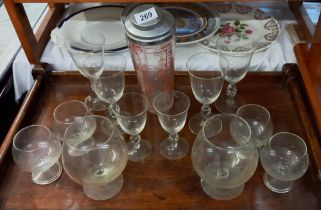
[92,53,126,122]
[64,30,107,111]
[154,90,190,160]
[62,115,128,200]
[192,113,258,200]
[186,52,224,134]
[215,36,257,113]
[261,132,309,193]
[12,125,62,185]
[112,92,151,161]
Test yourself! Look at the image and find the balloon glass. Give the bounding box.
[236,104,273,150]
[192,113,258,200]
[12,125,62,185]
[260,132,309,193]
[53,100,92,141]
[62,115,128,200]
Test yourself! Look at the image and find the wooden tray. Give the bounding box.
[1,64,321,210]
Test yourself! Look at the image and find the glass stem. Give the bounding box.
[226,84,237,97]
[130,135,141,150]
[108,103,117,121]
[169,133,179,149]
[201,104,211,119]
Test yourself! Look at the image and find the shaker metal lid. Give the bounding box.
[122,4,174,43]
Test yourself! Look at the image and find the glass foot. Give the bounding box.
[263,173,293,193]
[128,139,152,162]
[83,174,124,200]
[32,161,62,185]
[160,137,189,160]
[189,112,214,135]
[85,94,108,112]
[215,94,245,114]
[201,179,244,200]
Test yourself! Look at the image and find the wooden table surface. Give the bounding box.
[0,65,321,210]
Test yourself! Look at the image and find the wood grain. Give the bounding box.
[294,43,321,143]
[0,66,320,210]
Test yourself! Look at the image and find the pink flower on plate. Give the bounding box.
[221,25,235,35]
[245,30,253,34]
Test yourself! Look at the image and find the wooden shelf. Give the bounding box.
[294,42,321,138]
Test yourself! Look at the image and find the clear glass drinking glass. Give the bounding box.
[215,36,257,113]
[53,100,92,141]
[112,92,151,161]
[92,53,126,122]
[12,125,62,185]
[236,104,273,150]
[261,132,309,193]
[153,90,190,160]
[62,115,128,200]
[186,52,225,134]
[64,30,108,111]
[192,113,258,200]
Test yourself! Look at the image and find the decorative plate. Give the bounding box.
[158,3,221,45]
[58,5,127,52]
[199,4,280,54]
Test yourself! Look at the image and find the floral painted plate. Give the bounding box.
[158,3,221,45]
[199,4,280,54]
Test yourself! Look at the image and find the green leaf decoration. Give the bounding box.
[240,24,248,27]
[234,20,240,26]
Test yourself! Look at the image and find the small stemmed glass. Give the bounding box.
[64,30,107,111]
[92,53,126,123]
[154,90,190,160]
[186,52,224,134]
[112,92,151,161]
[12,125,62,185]
[261,132,309,193]
[215,36,257,113]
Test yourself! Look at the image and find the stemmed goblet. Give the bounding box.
[12,125,62,185]
[261,132,309,193]
[215,36,257,113]
[92,53,126,122]
[62,115,128,200]
[53,100,92,141]
[153,90,190,160]
[192,113,258,200]
[112,92,151,161]
[236,104,273,151]
[186,52,224,134]
[64,30,107,111]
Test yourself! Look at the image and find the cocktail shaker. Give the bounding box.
[122,4,175,113]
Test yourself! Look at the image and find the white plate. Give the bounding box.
[199,4,280,54]
[59,5,127,52]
